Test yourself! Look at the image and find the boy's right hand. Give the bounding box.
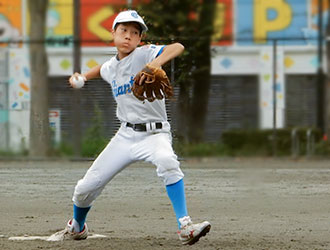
[69,73,87,88]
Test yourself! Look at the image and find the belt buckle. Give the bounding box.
[148,122,162,131]
[134,123,146,132]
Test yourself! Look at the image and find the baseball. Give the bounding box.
[72,75,85,89]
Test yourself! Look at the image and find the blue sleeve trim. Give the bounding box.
[156,46,166,58]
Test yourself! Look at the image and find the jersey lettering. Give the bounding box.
[112,76,134,98]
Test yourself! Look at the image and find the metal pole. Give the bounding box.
[5,50,9,151]
[306,129,315,157]
[273,39,277,156]
[326,0,330,140]
[171,59,175,83]
[170,38,175,83]
[73,0,82,156]
[291,128,299,157]
[318,0,324,67]
[74,0,81,73]
[317,0,325,134]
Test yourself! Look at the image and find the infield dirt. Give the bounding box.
[1,158,330,249]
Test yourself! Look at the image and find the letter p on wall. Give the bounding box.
[254,0,292,43]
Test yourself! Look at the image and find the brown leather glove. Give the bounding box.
[132,64,173,102]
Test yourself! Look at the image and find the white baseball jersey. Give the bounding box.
[100,45,167,124]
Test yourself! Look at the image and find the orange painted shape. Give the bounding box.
[19,83,30,92]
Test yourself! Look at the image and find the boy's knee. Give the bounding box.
[72,170,102,207]
[155,154,184,185]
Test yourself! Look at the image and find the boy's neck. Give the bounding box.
[117,50,134,60]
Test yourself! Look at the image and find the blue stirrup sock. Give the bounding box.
[73,204,91,232]
[166,179,188,229]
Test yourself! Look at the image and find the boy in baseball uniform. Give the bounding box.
[49,10,210,245]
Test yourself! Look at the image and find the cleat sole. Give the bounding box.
[186,224,211,245]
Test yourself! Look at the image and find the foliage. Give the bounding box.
[0,150,25,157]
[137,0,198,85]
[174,142,228,157]
[54,142,74,157]
[172,128,329,157]
[3,128,330,158]
[315,140,330,155]
[81,105,108,157]
[221,128,323,156]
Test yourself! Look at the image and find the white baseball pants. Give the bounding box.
[72,122,184,208]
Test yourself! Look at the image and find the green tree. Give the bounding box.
[188,0,216,142]
[28,0,50,157]
[138,0,216,143]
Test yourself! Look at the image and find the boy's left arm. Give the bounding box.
[132,43,184,101]
[148,43,184,68]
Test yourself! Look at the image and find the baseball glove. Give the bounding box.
[132,64,173,102]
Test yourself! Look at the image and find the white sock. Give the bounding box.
[72,219,81,233]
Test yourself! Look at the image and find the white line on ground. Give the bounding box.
[8,234,107,241]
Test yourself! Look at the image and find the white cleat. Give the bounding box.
[178,216,211,245]
[47,219,88,241]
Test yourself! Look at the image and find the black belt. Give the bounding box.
[126,122,162,132]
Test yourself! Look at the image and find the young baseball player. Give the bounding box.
[49,10,210,245]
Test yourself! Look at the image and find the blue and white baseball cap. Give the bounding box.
[112,10,148,32]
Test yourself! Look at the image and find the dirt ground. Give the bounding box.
[1,157,330,250]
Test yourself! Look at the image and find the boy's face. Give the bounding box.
[112,22,142,57]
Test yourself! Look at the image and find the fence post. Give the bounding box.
[306,129,315,157]
[291,128,299,157]
[272,39,277,156]
[72,0,82,156]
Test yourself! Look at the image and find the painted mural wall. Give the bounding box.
[0,0,328,150]
[0,0,22,46]
[0,0,326,49]
[0,0,24,150]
